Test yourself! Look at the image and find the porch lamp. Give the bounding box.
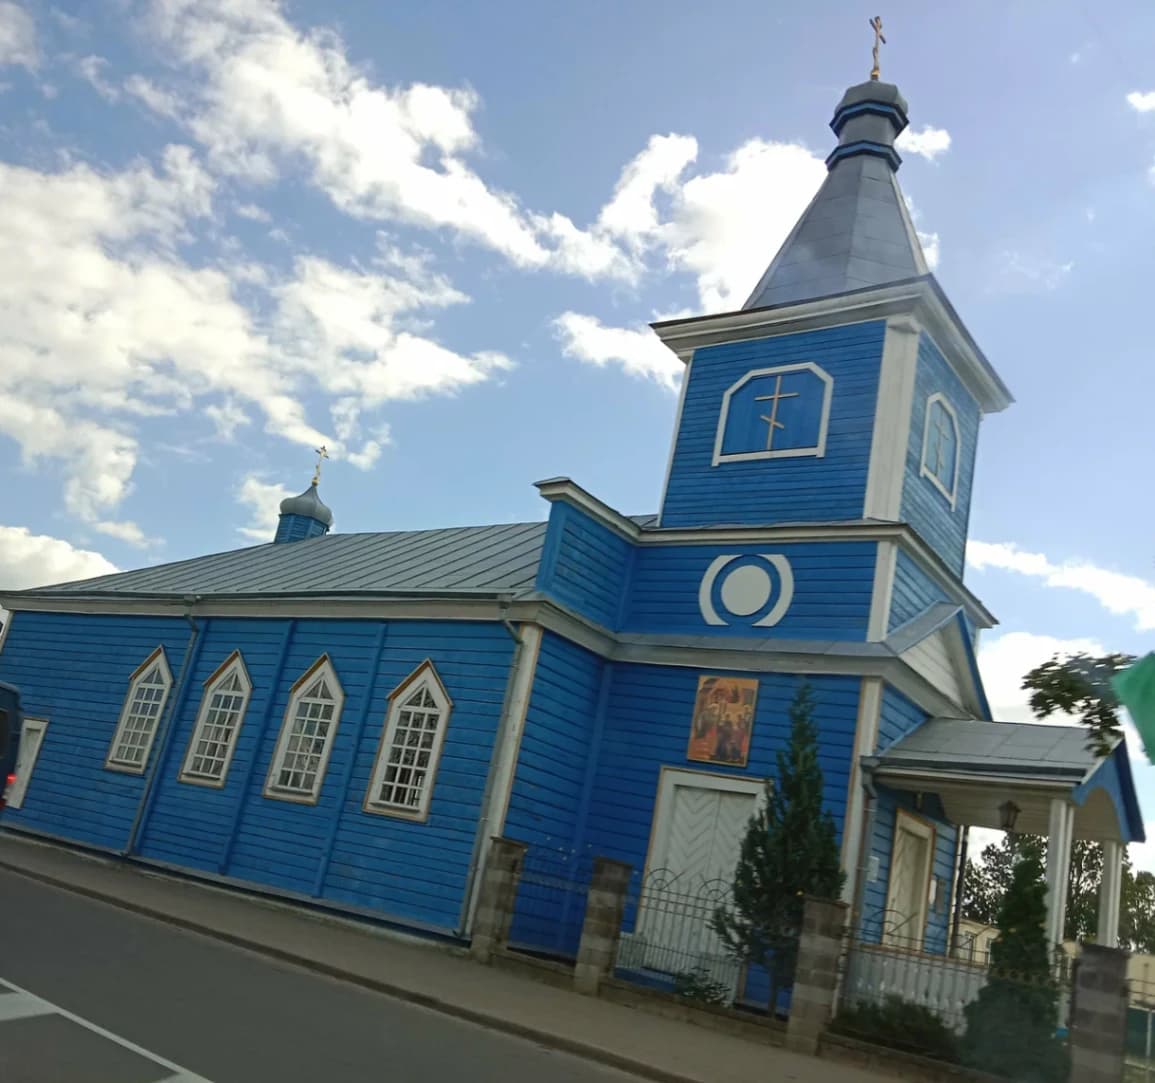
[999,800,1021,833]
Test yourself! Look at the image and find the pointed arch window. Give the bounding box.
[265,656,344,802]
[106,647,173,773]
[180,652,252,786]
[920,392,960,508]
[364,661,452,821]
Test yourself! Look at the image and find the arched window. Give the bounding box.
[265,656,344,802]
[180,651,252,786]
[920,393,960,507]
[364,661,452,821]
[106,648,173,773]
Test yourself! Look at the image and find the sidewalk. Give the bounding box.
[0,831,889,1083]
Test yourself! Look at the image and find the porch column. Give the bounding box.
[1097,840,1124,949]
[1045,798,1074,949]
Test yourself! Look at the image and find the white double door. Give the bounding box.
[632,769,763,990]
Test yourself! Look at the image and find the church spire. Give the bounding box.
[743,50,929,311]
[273,448,334,544]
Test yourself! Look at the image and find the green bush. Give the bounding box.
[671,967,730,1005]
[831,995,960,1063]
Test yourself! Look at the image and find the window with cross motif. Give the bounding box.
[265,657,344,802]
[180,653,252,785]
[919,392,960,507]
[364,662,452,820]
[106,647,173,772]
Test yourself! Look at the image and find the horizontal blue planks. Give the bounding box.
[536,502,633,629]
[624,541,876,640]
[900,334,981,577]
[0,611,193,850]
[661,320,887,528]
[577,666,861,879]
[876,683,927,752]
[861,787,958,955]
[888,549,948,632]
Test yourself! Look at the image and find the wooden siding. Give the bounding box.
[900,334,981,576]
[862,787,957,955]
[876,684,928,753]
[535,502,633,629]
[576,666,862,877]
[1,612,515,934]
[0,612,192,851]
[902,631,963,710]
[504,632,603,850]
[623,541,876,640]
[888,549,948,632]
[660,320,887,528]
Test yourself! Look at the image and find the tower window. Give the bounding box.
[920,393,960,507]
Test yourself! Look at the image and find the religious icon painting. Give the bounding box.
[687,675,758,768]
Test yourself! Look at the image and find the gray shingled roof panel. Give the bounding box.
[17,514,660,598]
[876,718,1101,780]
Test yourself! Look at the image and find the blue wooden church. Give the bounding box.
[0,74,1143,973]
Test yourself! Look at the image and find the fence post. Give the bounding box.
[573,857,632,995]
[1069,943,1129,1083]
[470,837,528,963]
[786,895,849,1056]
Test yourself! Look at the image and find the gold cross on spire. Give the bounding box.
[869,15,886,81]
[311,445,329,486]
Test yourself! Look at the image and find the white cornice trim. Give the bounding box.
[863,315,920,521]
[533,477,641,542]
[651,278,1012,414]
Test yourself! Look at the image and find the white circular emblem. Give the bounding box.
[698,554,795,628]
[719,564,772,616]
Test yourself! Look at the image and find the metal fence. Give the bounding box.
[507,843,592,960]
[841,911,1073,1037]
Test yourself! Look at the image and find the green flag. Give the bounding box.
[1112,652,1155,762]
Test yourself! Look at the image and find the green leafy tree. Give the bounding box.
[711,684,845,1012]
[961,833,1155,952]
[961,852,1068,1082]
[1022,652,1134,757]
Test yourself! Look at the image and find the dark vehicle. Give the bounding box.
[0,681,22,811]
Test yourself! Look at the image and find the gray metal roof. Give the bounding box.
[743,80,929,311]
[14,515,659,598]
[873,718,1106,782]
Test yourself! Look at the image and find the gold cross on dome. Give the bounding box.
[870,16,886,81]
[312,445,329,486]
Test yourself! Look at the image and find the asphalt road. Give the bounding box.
[0,868,638,1083]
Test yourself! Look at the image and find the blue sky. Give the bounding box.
[1,1,1155,855]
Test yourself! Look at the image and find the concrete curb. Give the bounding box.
[0,856,697,1083]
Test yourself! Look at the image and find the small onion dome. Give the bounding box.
[279,482,333,527]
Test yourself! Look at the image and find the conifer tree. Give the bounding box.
[712,683,845,1011]
[961,851,1068,1082]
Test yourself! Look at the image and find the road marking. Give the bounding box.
[0,976,215,1082]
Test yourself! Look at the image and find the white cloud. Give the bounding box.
[994,251,1074,292]
[661,139,825,313]
[1127,91,1155,113]
[77,55,118,99]
[0,2,37,70]
[124,74,184,120]
[0,140,512,529]
[93,519,152,548]
[235,474,293,541]
[596,133,698,247]
[968,540,1155,632]
[553,312,682,390]
[0,525,117,590]
[896,125,952,162]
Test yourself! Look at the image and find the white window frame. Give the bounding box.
[264,655,344,804]
[5,717,48,810]
[364,660,452,822]
[105,647,174,774]
[712,361,834,466]
[919,392,961,508]
[179,651,252,788]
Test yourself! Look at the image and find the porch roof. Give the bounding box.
[863,718,1146,844]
